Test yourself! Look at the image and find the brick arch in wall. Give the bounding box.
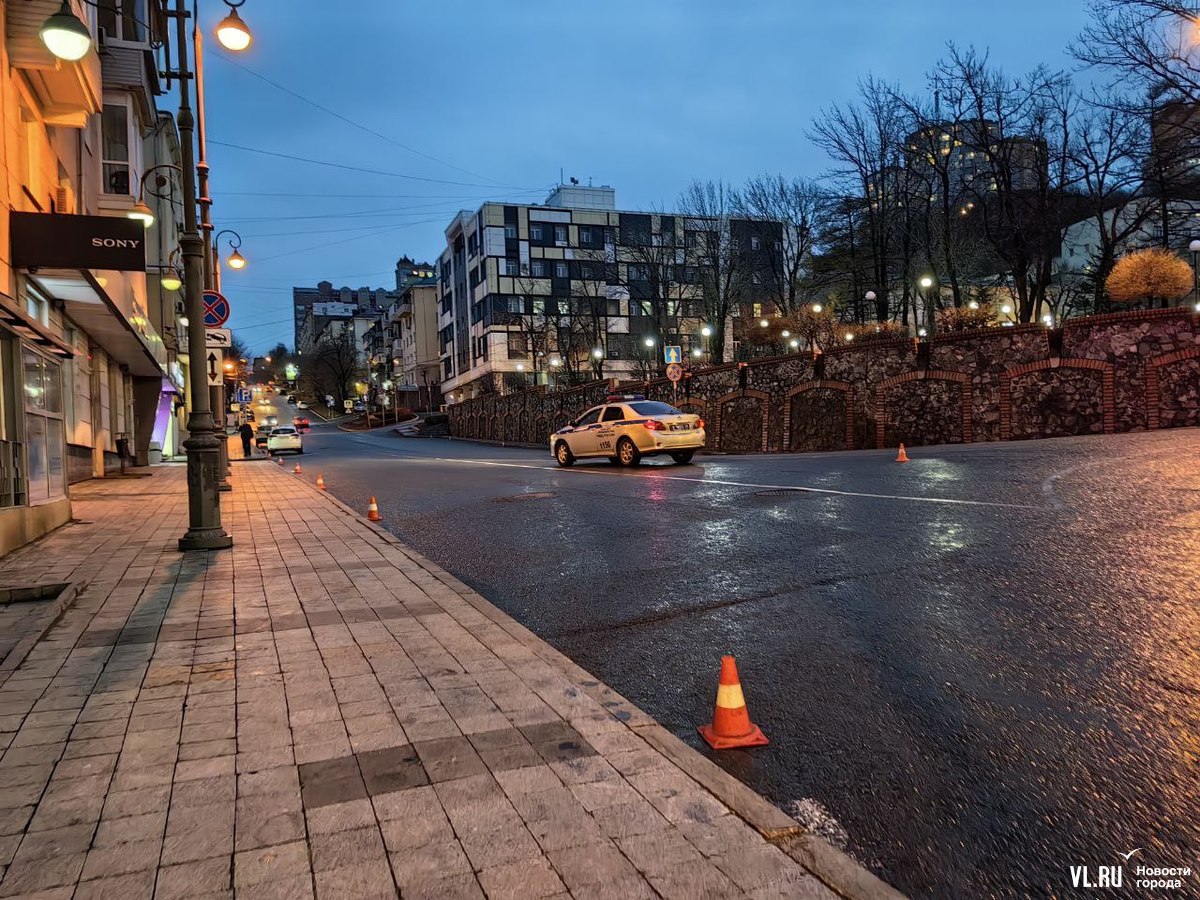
[875,370,972,449]
[784,380,854,451]
[1000,358,1115,440]
[715,389,769,453]
[1145,346,1200,430]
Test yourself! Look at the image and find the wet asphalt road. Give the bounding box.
[257,398,1200,898]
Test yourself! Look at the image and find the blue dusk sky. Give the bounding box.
[197,0,1091,351]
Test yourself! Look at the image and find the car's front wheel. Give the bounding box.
[616,437,641,467]
[670,450,695,465]
[554,441,575,467]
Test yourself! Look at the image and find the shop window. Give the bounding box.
[22,349,64,504]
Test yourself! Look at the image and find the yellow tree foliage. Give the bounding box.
[1105,249,1194,306]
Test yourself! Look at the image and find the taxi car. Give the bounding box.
[266,425,303,456]
[550,395,704,467]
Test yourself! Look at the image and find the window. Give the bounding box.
[531,261,546,277]
[102,103,133,195]
[573,408,602,427]
[601,407,625,422]
[504,259,519,276]
[507,334,528,359]
[751,236,761,250]
[21,348,64,504]
[530,224,544,241]
[630,401,682,416]
[580,227,593,245]
[506,296,525,313]
[504,224,517,239]
[554,225,567,244]
[0,334,23,509]
[555,262,568,279]
[580,264,594,280]
[628,264,650,281]
[97,0,145,41]
[753,303,763,317]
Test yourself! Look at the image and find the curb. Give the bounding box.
[263,464,905,899]
[0,580,84,689]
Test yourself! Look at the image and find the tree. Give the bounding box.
[810,75,909,321]
[1105,247,1193,305]
[737,174,828,317]
[1073,1,1200,104]
[678,180,744,362]
[307,333,359,404]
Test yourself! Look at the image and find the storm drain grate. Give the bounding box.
[492,492,556,503]
[0,582,71,605]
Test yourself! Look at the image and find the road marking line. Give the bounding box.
[427,457,1042,510]
[1041,466,1076,510]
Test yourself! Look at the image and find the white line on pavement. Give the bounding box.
[1040,466,1077,510]
[426,457,1043,510]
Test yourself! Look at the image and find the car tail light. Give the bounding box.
[696,417,705,429]
[643,419,665,431]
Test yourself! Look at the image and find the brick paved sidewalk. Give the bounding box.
[0,464,897,899]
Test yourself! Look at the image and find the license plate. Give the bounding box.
[670,423,690,431]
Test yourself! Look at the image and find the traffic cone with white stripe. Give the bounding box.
[895,443,909,463]
[293,461,301,474]
[276,457,283,466]
[698,655,768,750]
[366,497,381,522]
[316,474,326,490]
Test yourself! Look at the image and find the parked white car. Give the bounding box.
[266,425,303,455]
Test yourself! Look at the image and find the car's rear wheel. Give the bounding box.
[554,441,575,467]
[616,437,641,467]
[670,450,695,465]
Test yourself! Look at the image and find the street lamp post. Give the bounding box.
[1189,239,1200,308]
[171,0,231,550]
[918,275,934,335]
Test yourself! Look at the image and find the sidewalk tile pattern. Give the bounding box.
[0,466,835,899]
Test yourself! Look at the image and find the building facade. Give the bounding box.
[292,281,393,356]
[388,284,440,409]
[435,185,780,403]
[1,0,185,557]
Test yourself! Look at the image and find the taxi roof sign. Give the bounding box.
[606,394,646,402]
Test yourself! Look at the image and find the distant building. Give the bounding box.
[292,282,393,352]
[388,284,441,407]
[435,184,780,403]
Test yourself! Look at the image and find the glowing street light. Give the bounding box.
[644,337,656,347]
[226,248,247,270]
[127,200,155,229]
[700,325,713,337]
[160,270,183,292]
[811,303,823,313]
[39,2,92,61]
[789,339,799,349]
[692,348,703,358]
[215,4,253,51]
[967,300,979,310]
[759,318,770,328]
[919,276,934,289]
[592,347,603,359]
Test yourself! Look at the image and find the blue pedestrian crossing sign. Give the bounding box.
[663,345,682,364]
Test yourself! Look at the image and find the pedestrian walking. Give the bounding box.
[239,421,254,458]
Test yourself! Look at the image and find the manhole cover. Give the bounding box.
[755,489,806,497]
[492,492,556,503]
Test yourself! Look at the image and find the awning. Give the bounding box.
[27,270,166,378]
[0,293,74,357]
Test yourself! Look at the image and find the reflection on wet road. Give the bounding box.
[282,412,1200,898]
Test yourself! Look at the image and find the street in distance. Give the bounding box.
[551,395,706,467]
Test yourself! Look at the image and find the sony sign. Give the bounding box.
[10,212,147,272]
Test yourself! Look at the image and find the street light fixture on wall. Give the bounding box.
[39,1,92,60]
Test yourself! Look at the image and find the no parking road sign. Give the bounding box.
[666,363,683,382]
[202,290,230,328]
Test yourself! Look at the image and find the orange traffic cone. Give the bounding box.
[698,655,768,750]
[276,457,283,466]
[293,462,302,474]
[316,474,326,491]
[895,443,909,463]
[367,497,381,522]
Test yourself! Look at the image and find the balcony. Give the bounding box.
[6,0,102,127]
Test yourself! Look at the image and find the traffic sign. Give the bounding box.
[666,363,683,383]
[663,345,682,364]
[205,327,231,349]
[236,388,251,404]
[202,290,230,327]
[205,350,223,387]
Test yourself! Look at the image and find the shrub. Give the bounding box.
[1106,249,1193,307]
[936,303,995,333]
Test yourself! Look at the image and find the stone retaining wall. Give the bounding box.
[448,307,1200,452]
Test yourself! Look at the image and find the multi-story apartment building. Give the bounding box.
[292,281,392,353]
[1,0,187,556]
[435,185,779,403]
[387,284,440,408]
